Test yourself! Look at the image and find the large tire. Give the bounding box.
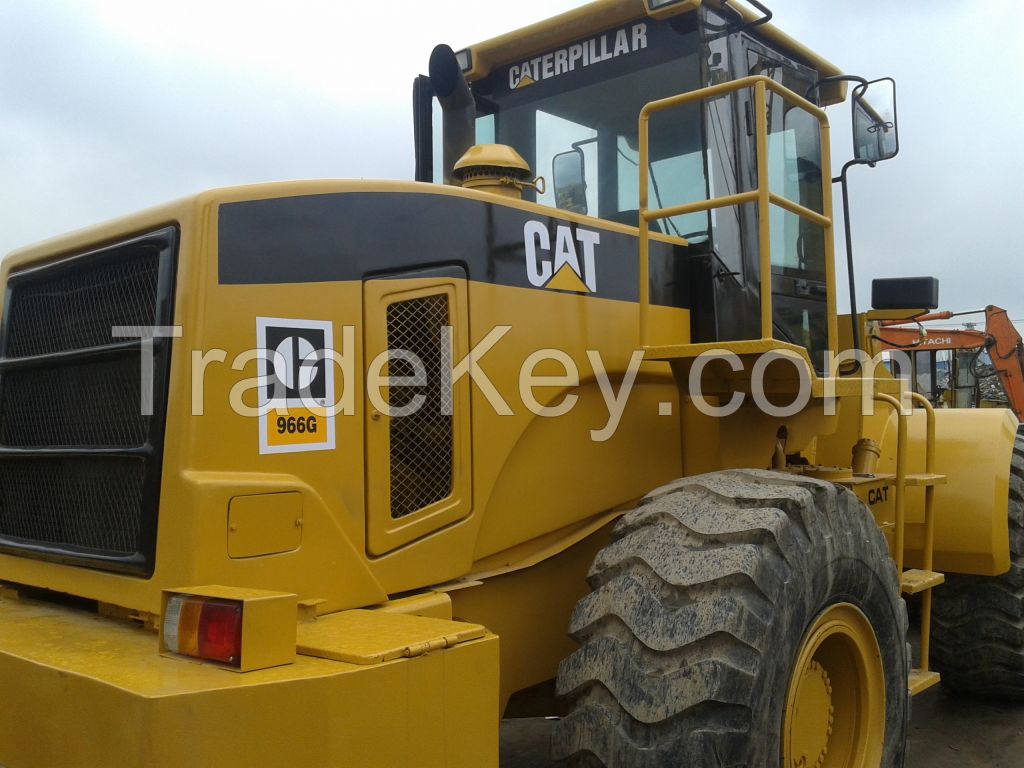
[932,433,1024,698]
[552,469,909,767]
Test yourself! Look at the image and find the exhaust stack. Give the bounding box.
[429,44,476,186]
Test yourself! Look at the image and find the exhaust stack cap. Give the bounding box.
[453,144,543,200]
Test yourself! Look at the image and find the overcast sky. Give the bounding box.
[2,1,1022,325]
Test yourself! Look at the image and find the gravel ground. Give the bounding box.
[499,686,1024,767]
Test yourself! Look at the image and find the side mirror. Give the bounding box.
[552,150,588,215]
[852,77,899,163]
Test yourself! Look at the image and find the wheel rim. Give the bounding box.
[782,603,886,768]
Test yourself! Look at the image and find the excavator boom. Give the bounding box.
[873,305,1024,424]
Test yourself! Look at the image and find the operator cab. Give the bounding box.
[415,1,845,362]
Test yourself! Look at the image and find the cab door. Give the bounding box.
[734,36,830,365]
[363,266,472,556]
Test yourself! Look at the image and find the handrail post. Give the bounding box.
[753,80,772,341]
[638,107,651,349]
[874,392,907,573]
[909,391,937,672]
[635,76,833,353]
[819,118,839,370]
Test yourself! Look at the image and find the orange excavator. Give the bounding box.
[872,305,1024,423]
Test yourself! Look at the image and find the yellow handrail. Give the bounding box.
[909,391,938,672]
[637,75,837,369]
[874,392,907,573]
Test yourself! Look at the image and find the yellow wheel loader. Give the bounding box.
[0,1,1019,766]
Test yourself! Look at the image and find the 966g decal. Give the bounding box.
[256,317,335,455]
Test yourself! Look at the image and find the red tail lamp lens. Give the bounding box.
[163,594,243,667]
[198,599,243,666]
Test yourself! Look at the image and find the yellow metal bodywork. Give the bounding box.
[892,408,1014,576]
[296,609,486,665]
[0,180,689,763]
[447,520,614,711]
[228,492,304,558]
[0,180,686,620]
[0,592,499,768]
[816,357,1015,578]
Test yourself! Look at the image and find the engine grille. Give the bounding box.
[0,229,177,574]
[0,458,146,555]
[0,356,149,448]
[386,294,453,519]
[4,250,161,358]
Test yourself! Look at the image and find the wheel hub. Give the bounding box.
[789,660,835,768]
[783,603,886,768]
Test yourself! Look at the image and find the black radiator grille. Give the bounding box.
[0,356,148,448]
[5,250,161,358]
[386,294,454,519]
[0,229,177,575]
[0,458,146,555]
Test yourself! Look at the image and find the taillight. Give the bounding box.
[163,595,243,667]
[160,587,297,672]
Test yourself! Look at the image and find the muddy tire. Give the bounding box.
[552,469,909,767]
[932,433,1024,699]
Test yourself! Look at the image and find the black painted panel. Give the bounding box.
[218,192,688,309]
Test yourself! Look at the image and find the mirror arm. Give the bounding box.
[833,158,875,359]
[730,0,773,31]
[703,0,772,36]
[810,73,882,366]
[804,74,868,103]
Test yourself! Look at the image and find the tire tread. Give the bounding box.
[553,469,909,766]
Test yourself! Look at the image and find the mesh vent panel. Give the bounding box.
[386,294,453,519]
[0,356,147,448]
[0,458,146,555]
[0,231,174,571]
[5,249,160,358]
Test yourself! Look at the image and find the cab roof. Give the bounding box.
[461,0,845,104]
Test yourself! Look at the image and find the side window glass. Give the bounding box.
[535,110,598,215]
[477,114,496,145]
[704,27,742,268]
[650,150,708,240]
[767,105,824,275]
[745,47,825,277]
[616,111,709,240]
[617,136,640,212]
[915,351,935,401]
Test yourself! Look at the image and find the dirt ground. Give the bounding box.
[499,686,1024,767]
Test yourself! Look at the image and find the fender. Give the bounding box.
[879,408,1017,576]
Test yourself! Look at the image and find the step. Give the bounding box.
[908,669,941,695]
[836,473,895,489]
[904,473,947,487]
[901,569,945,595]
